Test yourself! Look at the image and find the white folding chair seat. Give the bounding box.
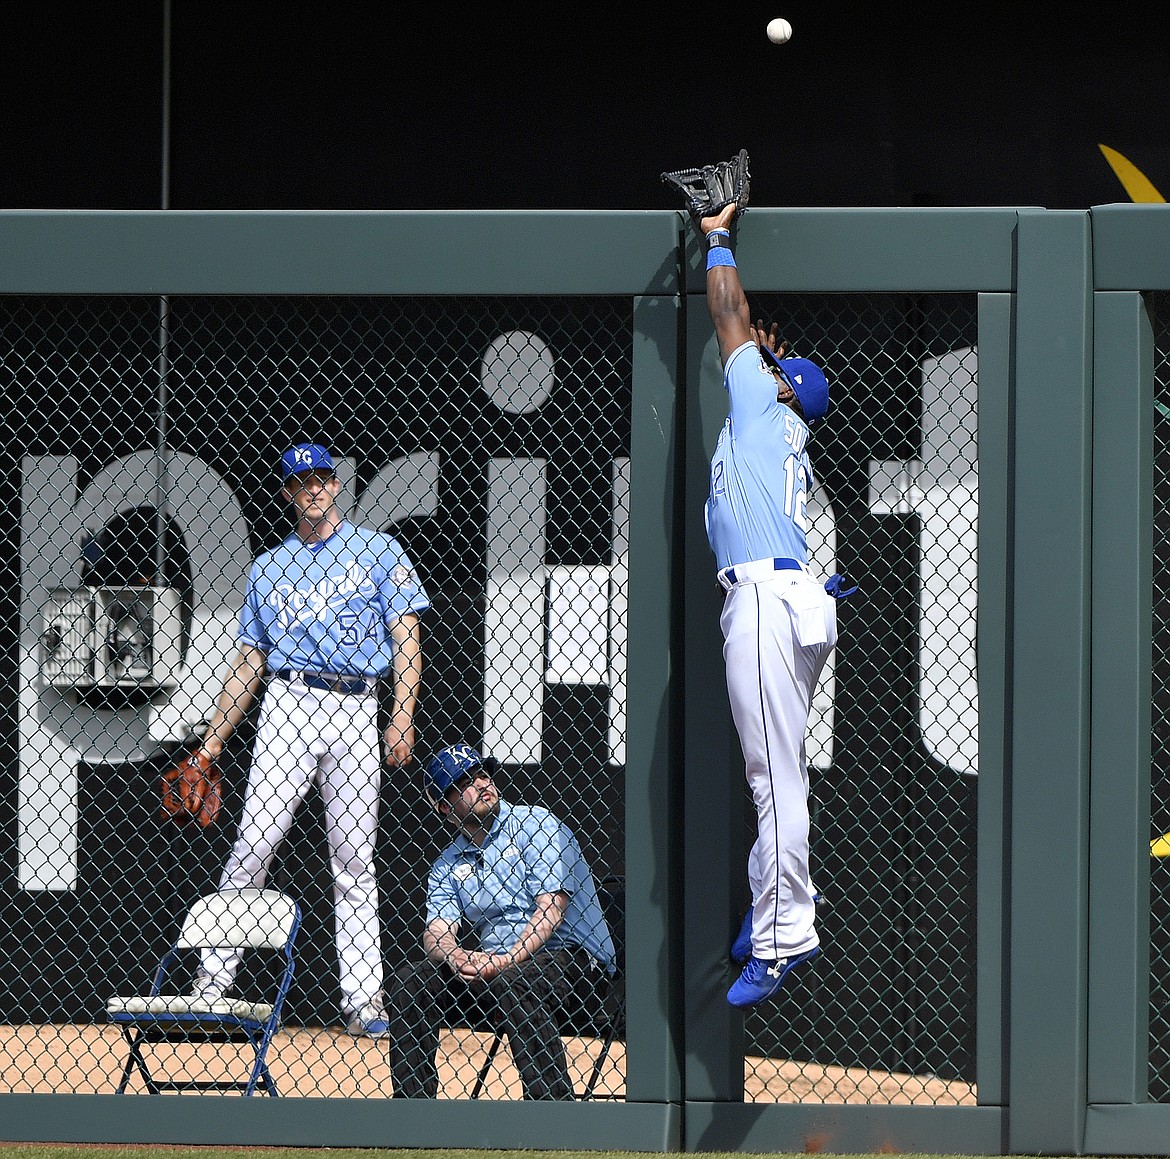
[106,995,276,1021]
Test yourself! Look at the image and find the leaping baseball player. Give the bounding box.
[697,200,851,1009]
[189,443,430,1037]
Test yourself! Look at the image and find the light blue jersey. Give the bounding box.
[427,800,617,974]
[239,521,430,676]
[704,340,816,571]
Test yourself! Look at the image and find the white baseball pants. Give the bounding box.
[201,676,384,1015]
[720,569,837,962]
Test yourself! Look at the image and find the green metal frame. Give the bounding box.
[1,203,1170,1153]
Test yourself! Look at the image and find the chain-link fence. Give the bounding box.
[7,207,1170,1157]
[731,293,979,1106]
[5,292,630,1099]
[1149,290,1170,1103]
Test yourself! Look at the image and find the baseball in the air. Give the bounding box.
[766,18,792,44]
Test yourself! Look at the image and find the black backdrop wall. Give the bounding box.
[4,1,1170,214]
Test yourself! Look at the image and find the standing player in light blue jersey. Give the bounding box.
[698,201,849,1009]
[190,443,430,1037]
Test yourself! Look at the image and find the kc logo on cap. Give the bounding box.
[424,743,500,800]
[280,443,335,481]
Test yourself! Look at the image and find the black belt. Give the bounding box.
[564,944,605,972]
[575,946,605,972]
[274,668,372,696]
[533,944,606,975]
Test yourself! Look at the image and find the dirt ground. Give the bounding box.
[0,1023,975,1104]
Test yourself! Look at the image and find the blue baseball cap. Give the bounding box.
[424,743,499,802]
[760,348,830,422]
[280,443,335,482]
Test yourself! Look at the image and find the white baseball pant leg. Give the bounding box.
[316,689,384,1014]
[201,679,384,1014]
[721,572,837,961]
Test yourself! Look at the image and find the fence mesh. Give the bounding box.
[736,292,979,1105]
[1149,290,1170,1102]
[0,286,1008,1105]
[4,293,629,1099]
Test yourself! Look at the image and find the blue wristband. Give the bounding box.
[706,247,736,269]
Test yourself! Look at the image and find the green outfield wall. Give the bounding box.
[0,205,1167,1155]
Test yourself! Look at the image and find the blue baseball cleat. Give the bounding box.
[730,907,754,965]
[727,946,820,1009]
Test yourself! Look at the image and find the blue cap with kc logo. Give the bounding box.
[424,743,500,802]
[280,443,335,482]
[759,348,830,422]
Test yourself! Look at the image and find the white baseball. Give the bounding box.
[766,17,792,44]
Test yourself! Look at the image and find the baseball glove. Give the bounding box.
[160,749,223,828]
[660,148,751,225]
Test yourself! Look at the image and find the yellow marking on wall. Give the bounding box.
[1099,144,1166,203]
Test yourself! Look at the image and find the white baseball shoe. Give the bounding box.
[188,972,227,1002]
[345,999,390,1039]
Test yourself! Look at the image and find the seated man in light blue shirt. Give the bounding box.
[387,743,616,1100]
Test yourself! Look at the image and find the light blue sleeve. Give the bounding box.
[725,341,780,433]
[236,559,269,648]
[523,810,579,896]
[425,855,464,926]
[379,535,431,621]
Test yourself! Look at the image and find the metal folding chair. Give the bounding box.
[105,888,301,1096]
[471,874,625,1101]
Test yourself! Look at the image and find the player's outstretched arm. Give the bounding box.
[701,203,752,363]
